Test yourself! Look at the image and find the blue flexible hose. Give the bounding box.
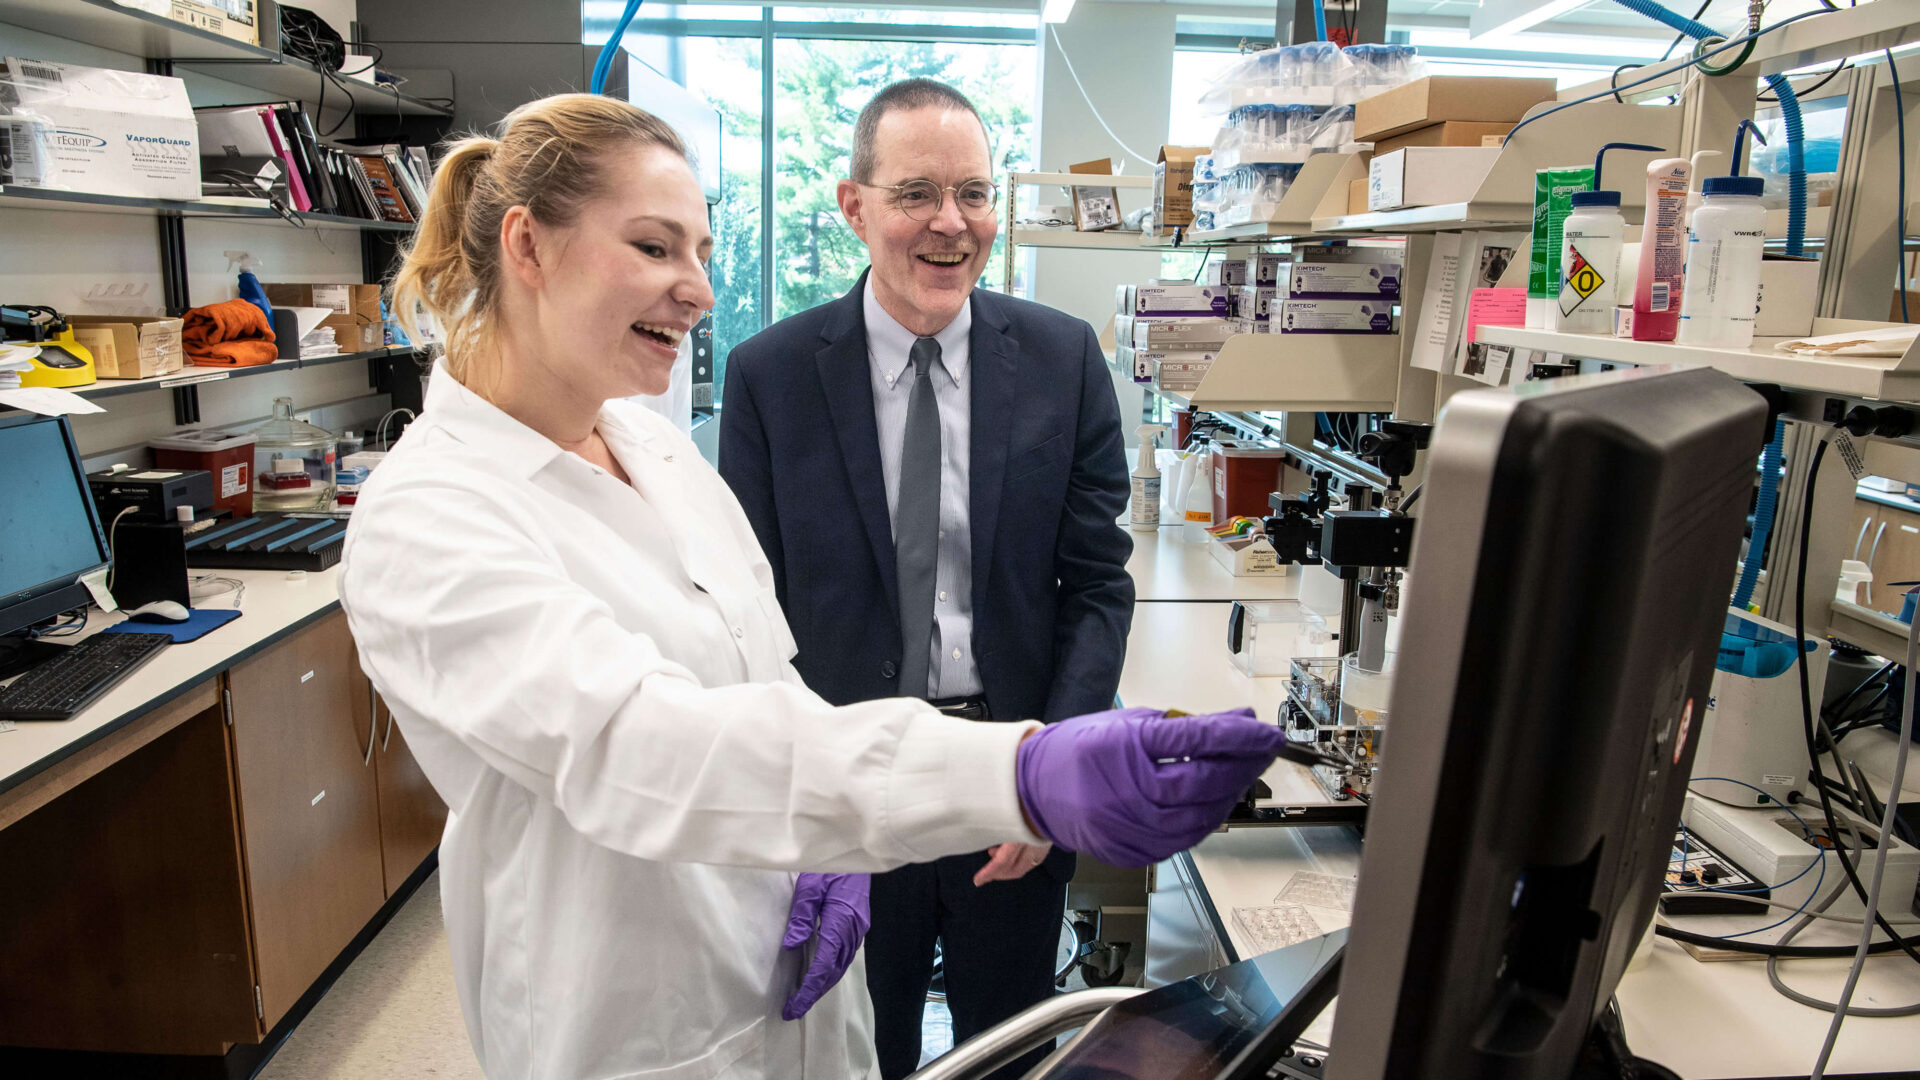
[591,0,645,95]
[1604,1,1808,257]
[1608,0,1716,41]
[1734,418,1785,611]
[1764,74,1808,257]
[1311,0,1327,42]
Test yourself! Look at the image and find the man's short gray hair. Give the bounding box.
[850,78,990,184]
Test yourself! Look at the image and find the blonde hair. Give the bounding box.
[390,93,688,395]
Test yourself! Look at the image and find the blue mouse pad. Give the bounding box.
[101,607,243,643]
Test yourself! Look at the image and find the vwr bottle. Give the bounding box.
[1678,120,1770,348]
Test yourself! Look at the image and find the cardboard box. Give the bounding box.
[0,59,200,200]
[1277,299,1394,334]
[1210,532,1286,576]
[1134,284,1230,317]
[1371,121,1516,155]
[1352,76,1558,143]
[1138,350,1216,389]
[1290,245,1403,299]
[1234,287,1277,323]
[1134,316,1232,351]
[1348,177,1369,215]
[121,0,261,47]
[1244,253,1290,287]
[264,283,385,352]
[66,315,185,380]
[1206,260,1248,287]
[1895,291,1920,323]
[1152,146,1208,235]
[1756,256,1818,337]
[1369,147,1500,212]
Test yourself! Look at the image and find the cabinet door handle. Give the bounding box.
[363,681,376,767]
[381,696,394,752]
[1870,522,1890,572]
[1856,519,1872,560]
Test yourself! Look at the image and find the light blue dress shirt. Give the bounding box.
[864,278,982,700]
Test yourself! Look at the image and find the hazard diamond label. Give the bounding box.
[1559,248,1605,316]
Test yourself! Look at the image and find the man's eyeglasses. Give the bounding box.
[860,178,999,222]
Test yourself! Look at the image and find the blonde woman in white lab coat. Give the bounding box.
[342,94,1284,1080]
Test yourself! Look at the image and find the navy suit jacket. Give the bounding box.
[718,271,1134,727]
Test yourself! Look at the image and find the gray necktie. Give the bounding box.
[895,336,943,700]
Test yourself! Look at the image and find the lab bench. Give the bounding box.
[1120,593,1920,1079]
[0,568,446,1063]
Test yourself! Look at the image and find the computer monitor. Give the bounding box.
[0,412,111,650]
[1324,366,1767,1080]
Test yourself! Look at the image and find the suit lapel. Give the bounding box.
[816,274,900,615]
[969,292,1017,612]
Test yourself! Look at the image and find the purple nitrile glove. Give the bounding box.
[1015,706,1283,868]
[780,872,871,1021]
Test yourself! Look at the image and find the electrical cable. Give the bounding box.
[1810,575,1917,1076]
[1892,48,1911,324]
[1046,26,1156,168]
[104,505,136,594]
[1502,9,1833,148]
[1793,435,1920,969]
[1682,777,1823,940]
[1769,834,1920,1017]
[1707,893,1867,925]
[1655,923,1920,957]
[591,0,645,95]
[1758,58,1849,103]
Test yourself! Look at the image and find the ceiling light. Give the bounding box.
[1042,0,1076,25]
[1468,0,1588,42]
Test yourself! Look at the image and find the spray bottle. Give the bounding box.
[1131,424,1168,532]
[227,251,273,326]
[1677,121,1769,348]
[1553,142,1665,334]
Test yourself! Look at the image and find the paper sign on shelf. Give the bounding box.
[0,387,107,416]
[1410,232,1462,372]
[1457,287,1528,386]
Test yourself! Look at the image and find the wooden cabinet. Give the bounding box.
[350,659,448,896]
[1851,498,1920,617]
[227,611,387,1029]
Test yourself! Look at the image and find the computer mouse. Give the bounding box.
[126,600,191,624]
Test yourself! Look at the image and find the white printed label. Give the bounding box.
[300,670,315,683]
[1832,430,1868,480]
[311,284,352,314]
[221,463,245,498]
[1762,774,1796,786]
[311,790,326,806]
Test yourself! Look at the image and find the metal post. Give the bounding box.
[760,8,776,330]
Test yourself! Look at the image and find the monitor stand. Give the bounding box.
[0,635,69,682]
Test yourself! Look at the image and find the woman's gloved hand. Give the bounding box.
[780,872,871,1020]
[1015,706,1281,867]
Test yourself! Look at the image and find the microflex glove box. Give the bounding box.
[1289,245,1403,299]
[1133,316,1232,352]
[0,58,200,200]
[1134,284,1231,317]
[1277,299,1394,334]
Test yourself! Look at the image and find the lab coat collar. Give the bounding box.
[423,358,663,481]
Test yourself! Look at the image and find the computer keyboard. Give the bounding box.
[0,633,172,721]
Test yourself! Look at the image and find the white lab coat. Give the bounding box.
[339,362,1042,1080]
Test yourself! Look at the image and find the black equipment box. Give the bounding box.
[184,513,348,572]
[89,467,214,523]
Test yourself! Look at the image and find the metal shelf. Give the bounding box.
[0,0,450,117]
[1007,227,1159,252]
[3,348,421,413]
[1153,332,1402,413]
[1009,171,1154,190]
[1474,320,1920,403]
[1,186,415,233]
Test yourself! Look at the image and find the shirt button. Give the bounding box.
[951,648,962,660]
[939,530,945,540]
[939,590,948,602]
[733,627,744,638]
[881,661,898,678]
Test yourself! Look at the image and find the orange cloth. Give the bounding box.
[183,298,278,367]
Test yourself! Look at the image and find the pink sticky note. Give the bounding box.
[1464,287,1529,344]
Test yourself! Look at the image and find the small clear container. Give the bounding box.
[1228,600,1308,677]
[249,396,337,511]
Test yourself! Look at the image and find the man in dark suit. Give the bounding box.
[719,79,1134,1079]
